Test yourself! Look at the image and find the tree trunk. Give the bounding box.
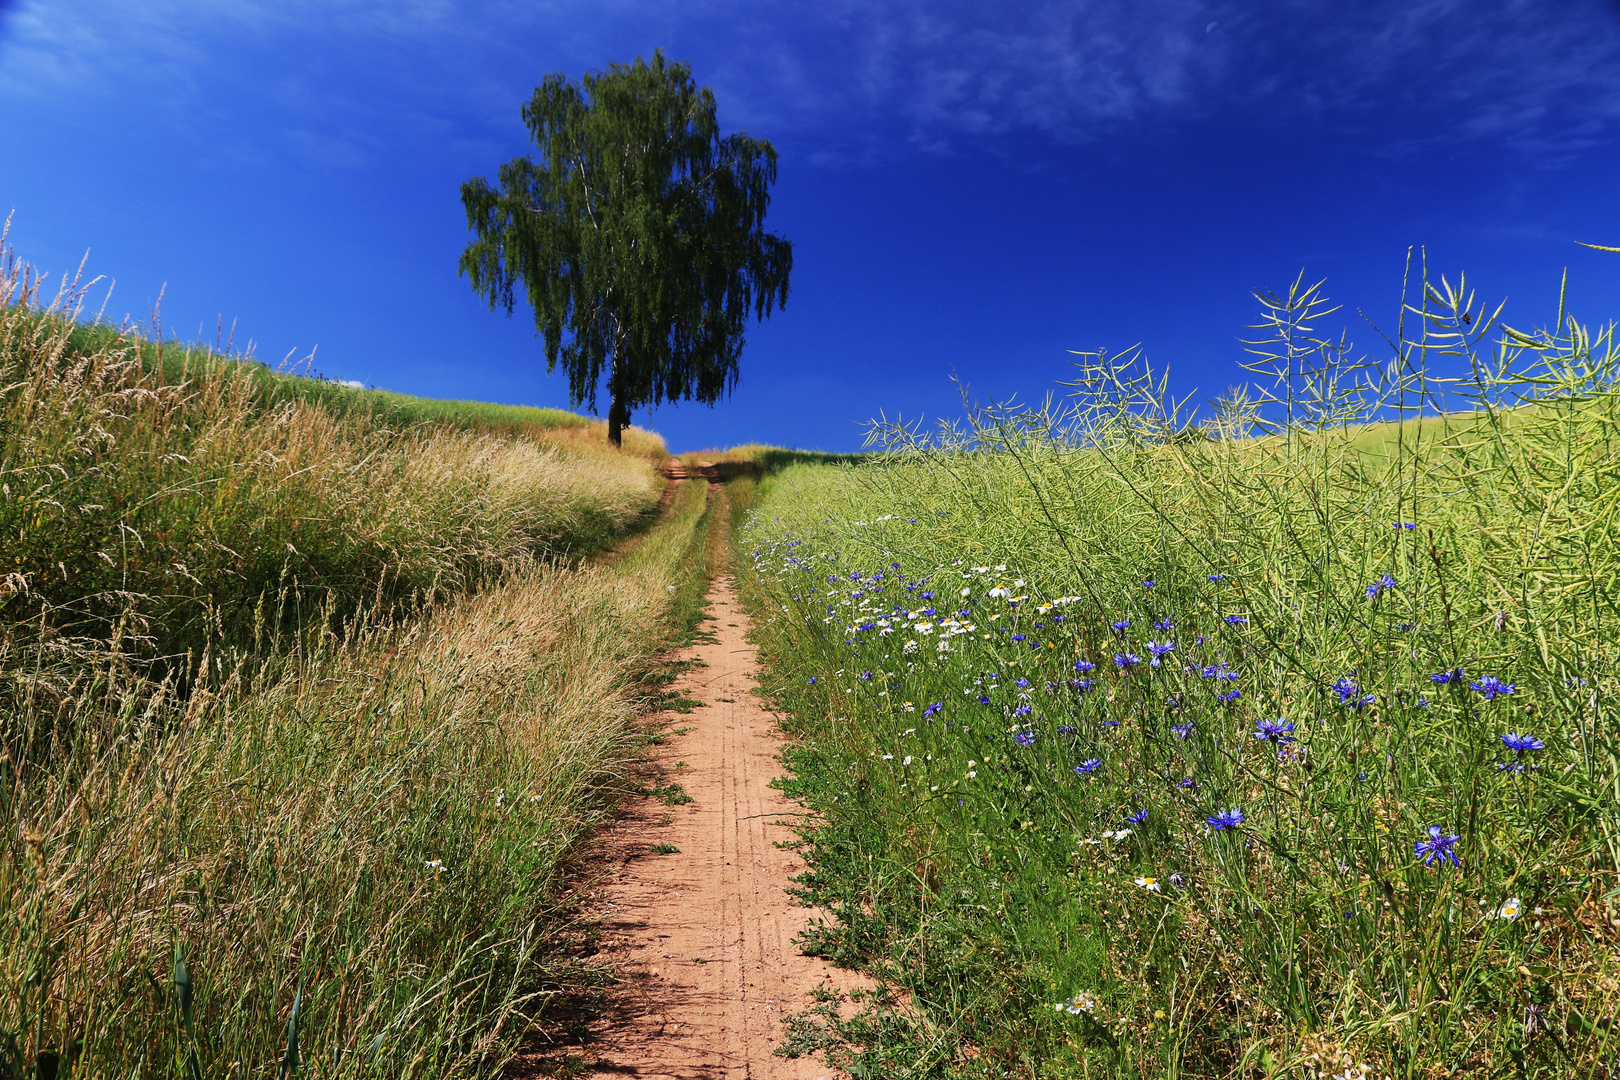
[607,392,628,448]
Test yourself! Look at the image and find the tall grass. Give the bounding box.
[739,262,1620,1077]
[0,233,663,671]
[0,232,709,1076]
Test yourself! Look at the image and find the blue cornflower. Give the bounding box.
[1127,808,1150,824]
[923,607,938,616]
[1154,617,1176,631]
[978,695,992,705]
[1414,826,1461,868]
[1099,719,1120,728]
[1392,521,1416,530]
[1146,641,1176,667]
[1075,758,1102,776]
[807,677,818,685]
[1069,679,1095,694]
[1143,579,1156,589]
[923,702,943,718]
[1470,675,1516,701]
[1115,653,1143,670]
[1501,732,1544,754]
[1254,718,1296,744]
[861,670,873,681]
[1208,574,1226,582]
[1178,776,1197,789]
[1056,724,1076,735]
[1012,634,1026,642]
[1172,722,1195,740]
[1430,668,1464,685]
[1112,620,1131,635]
[1366,573,1398,599]
[1014,704,1032,717]
[1332,677,1360,703]
[1207,808,1245,831]
[1218,689,1242,703]
[921,591,934,599]
[1074,659,1095,673]
[1016,678,1031,689]
[1224,615,1248,626]
[1014,730,1037,747]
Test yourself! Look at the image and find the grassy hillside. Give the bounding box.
[0,242,711,1077]
[738,272,1620,1077]
[1,258,667,672]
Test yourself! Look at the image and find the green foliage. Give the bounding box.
[460,51,791,445]
[738,260,1620,1077]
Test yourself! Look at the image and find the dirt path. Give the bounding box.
[571,474,861,1079]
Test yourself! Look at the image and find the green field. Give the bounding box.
[7,236,1620,1080]
[734,277,1620,1077]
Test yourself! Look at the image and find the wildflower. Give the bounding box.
[1392,521,1416,530]
[1470,675,1516,701]
[902,755,913,766]
[1102,828,1132,840]
[1177,776,1197,789]
[922,702,943,718]
[1016,678,1031,689]
[988,585,1011,599]
[1498,731,1543,771]
[1146,641,1175,667]
[424,859,446,873]
[1013,703,1032,717]
[1127,808,1149,824]
[1172,722,1195,740]
[1496,896,1523,920]
[1014,730,1037,746]
[1112,620,1131,636]
[1143,579,1156,589]
[1133,876,1162,892]
[1115,653,1143,670]
[1154,617,1175,631]
[1075,758,1102,775]
[1074,659,1095,673]
[1430,667,1464,684]
[807,676,818,685]
[1366,573,1397,599]
[1207,808,1244,831]
[1414,825,1461,868]
[1208,574,1226,582]
[1069,678,1095,693]
[1254,718,1295,744]
[1224,614,1248,626]
[1501,732,1543,754]
[1218,689,1241,703]
[861,670,873,680]
[1055,991,1100,1015]
[1056,724,1077,735]
[1167,870,1187,888]
[978,694,991,705]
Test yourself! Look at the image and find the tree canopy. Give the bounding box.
[459,51,792,446]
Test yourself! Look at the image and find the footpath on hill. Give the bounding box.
[531,463,863,1080]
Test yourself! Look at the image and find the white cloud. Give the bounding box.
[2,0,1617,165]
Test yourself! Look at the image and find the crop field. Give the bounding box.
[738,275,1620,1078]
[0,242,712,1076]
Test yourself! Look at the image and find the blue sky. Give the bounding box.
[2,0,1618,452]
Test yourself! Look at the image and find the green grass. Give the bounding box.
[737,267,1620,1078]
[0,239,711,1077]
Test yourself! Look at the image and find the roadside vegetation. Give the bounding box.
[1,237,707,1077]
[740,267,1620,1078]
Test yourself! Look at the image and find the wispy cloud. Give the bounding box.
[2,0,1617,166]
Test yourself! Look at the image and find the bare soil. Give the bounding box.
[574,474,863,1079]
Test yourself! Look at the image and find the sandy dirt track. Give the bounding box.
[571,474,862,1079]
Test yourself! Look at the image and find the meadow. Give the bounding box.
[738,269,1620,1078]
[0,236,711,1077]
